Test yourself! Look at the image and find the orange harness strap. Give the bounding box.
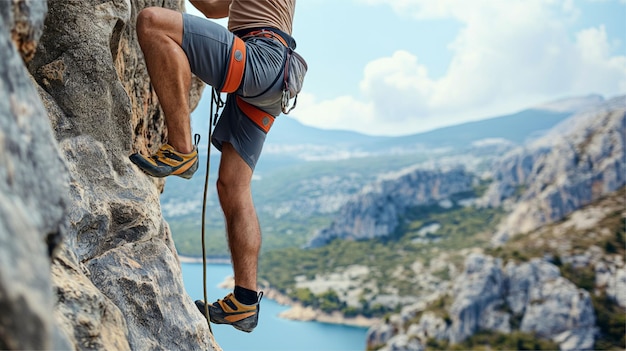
[221,36,246,93]
[236,96,275,133]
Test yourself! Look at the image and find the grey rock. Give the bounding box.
[595,259,626,308]
[86,240,209,350]
[374,254,598,351]
[504,258,561,315]
[406,312,449,342]
[448,253,505,343]
[381,334,424,351]
[520,277,595,351]
[366,322,396,350]
[52,244,131,350]
[0,1,71,349]
[488,97,626,244]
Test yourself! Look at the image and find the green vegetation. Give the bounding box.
[559,263,596,292]
[426,331,560,350]
[593,293,626,350]
[259,204,505,317]
[411,295,453,326]
[168,208,332,257]
[170,221,228,257]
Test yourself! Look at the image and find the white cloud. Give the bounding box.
[294,0,626,136]
[290,92,377,132]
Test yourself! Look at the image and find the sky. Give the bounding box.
[185,0,626,137]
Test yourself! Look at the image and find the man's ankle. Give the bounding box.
[234,285,258,305]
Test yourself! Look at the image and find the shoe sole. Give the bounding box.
[195,300,257,333]
[129,153,198,179]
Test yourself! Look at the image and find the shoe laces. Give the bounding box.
[154,144,175,160]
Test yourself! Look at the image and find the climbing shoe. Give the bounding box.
[129,142,198,179]
[195,292,263,333]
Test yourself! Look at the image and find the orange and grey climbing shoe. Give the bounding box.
[129,139,199,179]
[195,292,263,333]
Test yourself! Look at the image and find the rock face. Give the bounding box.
[484,96,626,244]
[1,1,70,349]
[307,167,474,247]
[1,0,216,350]
[368,254,596,351]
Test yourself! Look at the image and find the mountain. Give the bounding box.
[369,98,624,350]
[366,185,625,351]
[392,109,569,146]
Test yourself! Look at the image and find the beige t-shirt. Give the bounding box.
[228,0,295,35]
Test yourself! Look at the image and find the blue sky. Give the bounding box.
[185,0,626,136]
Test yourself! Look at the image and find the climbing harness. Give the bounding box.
[221,29,307,131]
[198,29,306,332]
[200,87,225,333]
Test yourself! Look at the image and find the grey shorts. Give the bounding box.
[181,13,287,170]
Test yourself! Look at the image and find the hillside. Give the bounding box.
[367,187,625,351]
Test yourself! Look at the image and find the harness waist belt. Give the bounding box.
[235,27,296,49]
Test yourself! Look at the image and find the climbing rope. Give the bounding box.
[201,87,224,334]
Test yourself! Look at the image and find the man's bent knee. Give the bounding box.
[136,7,182,44]
[136,7,160,38]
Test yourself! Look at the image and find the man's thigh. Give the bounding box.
[181,13,233,88]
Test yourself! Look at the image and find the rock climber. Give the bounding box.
[129,0,305,333]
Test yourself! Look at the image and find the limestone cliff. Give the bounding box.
[1,0,216,350]
[306,167,475,248]
[484,96,625,245]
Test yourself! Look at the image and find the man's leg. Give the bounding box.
[217,142,261,292]
[136,7,192,154]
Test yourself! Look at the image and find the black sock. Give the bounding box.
[234,285,258,305]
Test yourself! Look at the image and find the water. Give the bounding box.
[181,263,368,351]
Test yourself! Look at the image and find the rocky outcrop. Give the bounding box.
[483,96,625,244]
[367,253,596,351]
[307,167,474,247]
[1,0,216,350]
[1,1,70,349]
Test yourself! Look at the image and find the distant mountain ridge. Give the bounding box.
[265,95,607,156]
[191,92,606,157]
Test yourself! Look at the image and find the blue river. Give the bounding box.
[181,263,368,351]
